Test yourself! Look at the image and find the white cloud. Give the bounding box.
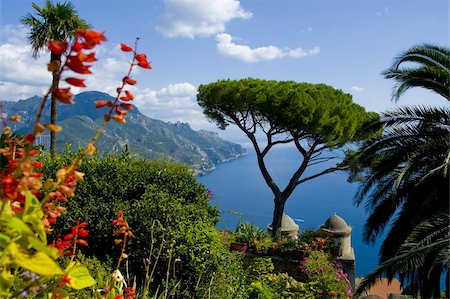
[133,82,214,130]
[0,25,214,132]
[0,25,134,102]
[156,0,252,38]
[216,33,320,63]
[0,25,52,101]
[349,86,364,92]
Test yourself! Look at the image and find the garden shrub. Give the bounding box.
[41,153,243,297]
[299,249,352,298]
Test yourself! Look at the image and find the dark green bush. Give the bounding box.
[40,153,245,297]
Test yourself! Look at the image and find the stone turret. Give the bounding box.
[320,214,356,292]
[267,213,299,239]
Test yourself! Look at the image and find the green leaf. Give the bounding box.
[5,217,33,235]
[1,267,14,291]
[66,262,96,290]
[22,235,60,259]
[0,233,11,248]
[23,192,46,242]
[24,191,42,218]
[8,241,63,275]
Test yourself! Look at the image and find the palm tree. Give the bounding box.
[21,1,89,157]
[349,44,450,298]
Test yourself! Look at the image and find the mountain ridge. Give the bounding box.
[1,91,246,173]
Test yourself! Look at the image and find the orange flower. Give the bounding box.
[112,114,126,124]
[34,123,46,134]
[120,43,133,52]
[2,127,11,134]
[45,124,63,132]
[52,88,74,104]
[9,115,21,122]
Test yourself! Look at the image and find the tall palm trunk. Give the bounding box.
[50,52,60,157]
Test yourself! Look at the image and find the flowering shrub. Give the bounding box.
[0,28,151,298]
[299,249,352,298]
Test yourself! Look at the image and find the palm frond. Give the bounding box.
[20,0,90,58]
[392,44,450,70]
[355,213,450,297]
[382,44,450,102]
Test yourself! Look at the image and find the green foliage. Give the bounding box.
[198,79,378,145]
[249,273,319,299]
[299,250,352,298]
[41,154,243,298]
[198,78,379,236]
[209,253,249,299]
[235,222,268,245]
[298,229,329,244]
[348,44,450,297]
[2,91,246,173]
[253,238,274,255]
[21,0,89,57]
[246,258,275,279]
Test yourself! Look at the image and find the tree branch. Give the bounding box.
[296,165,348,185]
[308,156,339,166]
[293,137,308,157]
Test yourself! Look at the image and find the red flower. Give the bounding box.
[119,90,134,102]
[58,275,71,287]
[94,100,109,109]
[124,287,136,299]
[115,105,124,115]
[77,52,97,62]
[120,43,133,52]
[77,239,88,246]
[65,77,86,87]
[52,88,74,104]
[122,76,137,85]
[78,229,89,237]
[24,133,35,144]
[76,29,107,49]
[66,56,92,74]
[120,103,133,111]
[48,40,68,55]
[30,161,43,168]
[71,40,83,52]
[29,149,39,156]
[135,53,151,69]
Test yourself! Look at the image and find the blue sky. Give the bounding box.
[0,0,448,144]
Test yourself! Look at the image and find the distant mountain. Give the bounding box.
[1,91,246,173]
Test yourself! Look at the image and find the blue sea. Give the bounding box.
[197,146,382,277]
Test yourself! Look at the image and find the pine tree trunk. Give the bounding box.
[271,198,286,237]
